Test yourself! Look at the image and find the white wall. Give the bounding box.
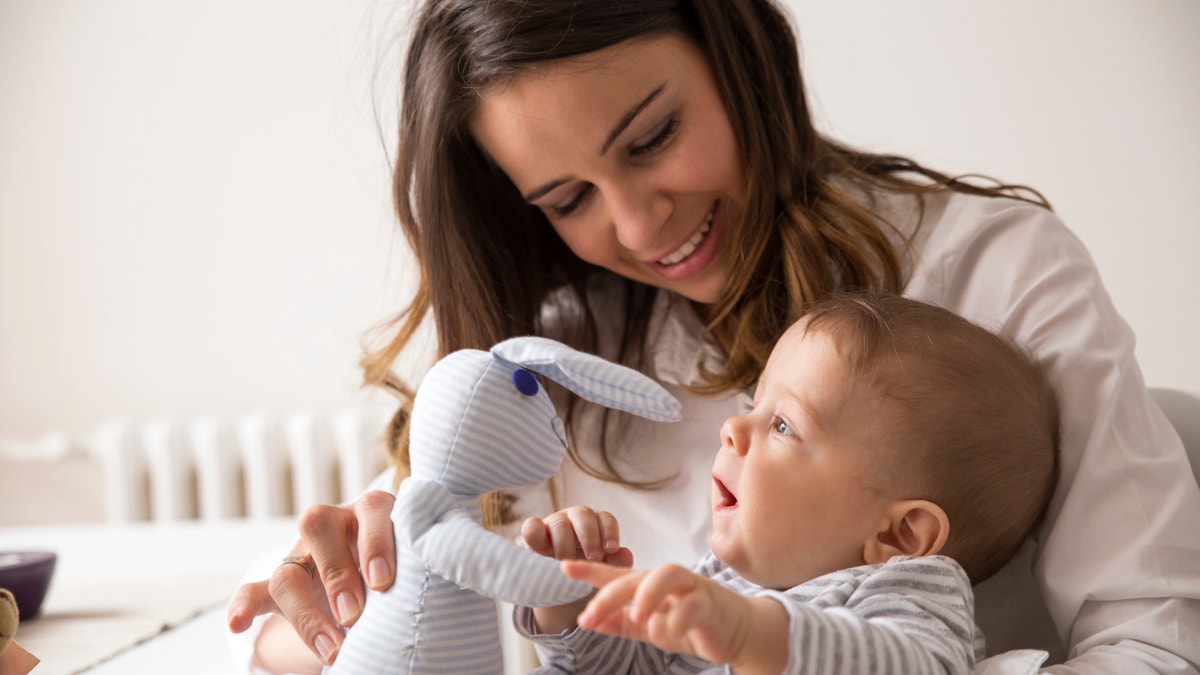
[788,0,1200,394]
[2,1,1197,445]
[0,1,419,442]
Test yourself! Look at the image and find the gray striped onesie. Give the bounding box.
[516,553,984,674]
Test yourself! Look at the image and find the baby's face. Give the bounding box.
[710,321,896,589]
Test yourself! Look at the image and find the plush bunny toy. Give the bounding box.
[326,336,682,674]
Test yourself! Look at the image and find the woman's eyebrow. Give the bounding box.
[522,83,667,203]
[523,179,568,203]
[600,83,666,155]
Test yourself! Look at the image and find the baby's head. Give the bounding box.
[710,292,1058,588]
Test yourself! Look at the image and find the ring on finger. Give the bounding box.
[279,555,315,579]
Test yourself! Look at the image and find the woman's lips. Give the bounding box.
[650,202,721,281]
[656,206,714,266]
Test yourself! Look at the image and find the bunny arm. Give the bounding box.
[396,479,594,607]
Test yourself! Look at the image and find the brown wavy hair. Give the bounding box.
[361,0,1049,524]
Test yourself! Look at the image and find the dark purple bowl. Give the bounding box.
[0,551,57,619]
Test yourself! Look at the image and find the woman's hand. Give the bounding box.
[520,505,634,634]
[226,489,398,669]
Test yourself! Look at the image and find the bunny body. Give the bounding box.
[326,337,681,674]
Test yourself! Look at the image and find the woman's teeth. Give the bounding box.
[658,211,713,266]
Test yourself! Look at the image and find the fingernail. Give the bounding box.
[336,592,360,625]
[604,538,619,552]
[314,633,339,665]
[367,557,390,589]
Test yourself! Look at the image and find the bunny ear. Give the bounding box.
[491,337,682,423]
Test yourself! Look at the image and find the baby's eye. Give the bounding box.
[770,415,793,437]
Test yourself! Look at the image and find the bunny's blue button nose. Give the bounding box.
[512,368,539,396]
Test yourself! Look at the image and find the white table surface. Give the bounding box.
[0,518,299,675]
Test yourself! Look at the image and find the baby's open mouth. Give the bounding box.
[714,478,737,508]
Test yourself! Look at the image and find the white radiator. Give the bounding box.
[88,409,392,523]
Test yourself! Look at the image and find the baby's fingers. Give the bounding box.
[563,561,643,628]
[554,505,612,560]
[561,558,633,587]
[630,564,699,621]
[589,509,622,557]
[521,517,555,557]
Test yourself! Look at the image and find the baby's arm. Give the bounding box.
[562,559,789,675]
[520,506,634,634]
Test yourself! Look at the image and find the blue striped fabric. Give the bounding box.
[327,337,681,674]
[492,336,683,424]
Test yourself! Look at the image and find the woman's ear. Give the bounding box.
[863,500,950,565]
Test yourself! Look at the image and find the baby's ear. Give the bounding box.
[863,500,950,564]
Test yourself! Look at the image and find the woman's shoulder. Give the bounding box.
[915,190,1075,256]
[903,192,1094,305]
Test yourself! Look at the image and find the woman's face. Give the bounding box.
[470,34,745,305]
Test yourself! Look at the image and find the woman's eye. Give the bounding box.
[630,116,679,157]
[549,185,595,219]
[770,415,793,437]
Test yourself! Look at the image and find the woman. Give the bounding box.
[227,1,1200,673]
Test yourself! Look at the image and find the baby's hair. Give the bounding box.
[801,291,1059,584]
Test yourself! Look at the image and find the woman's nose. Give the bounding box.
[607,183,671,252]
[720,416,749,457]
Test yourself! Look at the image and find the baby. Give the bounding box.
[517,291,1059,674]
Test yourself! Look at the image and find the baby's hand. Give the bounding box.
[521,505,634,567]
[521,506,634,635]
[562,559,767,668]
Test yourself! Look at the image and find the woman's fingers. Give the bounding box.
[351,490,398,591]
[297,490,396,628]
[227,578,278,633]
[297,504,363,627]
[226,490,397,667]
[264,555,343,666]
[226,555,341,667]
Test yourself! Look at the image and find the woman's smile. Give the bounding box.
[469,34,746,305]
[650,201,723,284]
